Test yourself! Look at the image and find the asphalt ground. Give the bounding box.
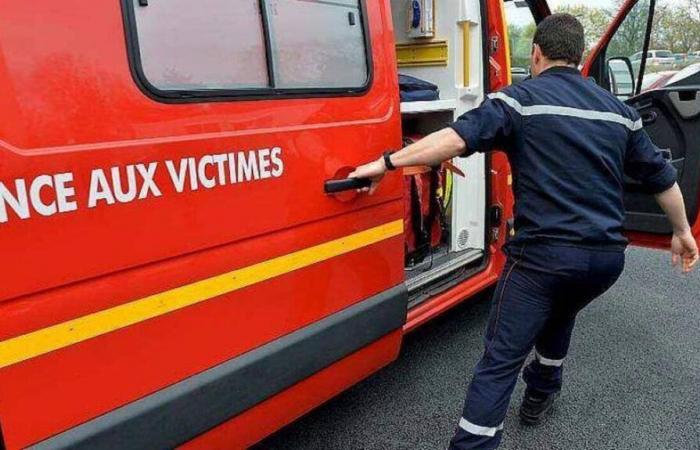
[256,247,700,450]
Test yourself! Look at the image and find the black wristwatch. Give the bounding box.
[383,151,396,171]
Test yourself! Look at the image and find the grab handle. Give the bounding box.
[324,177,372,194]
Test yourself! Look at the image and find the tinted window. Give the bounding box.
[127,0,370,98]
[268,0,368,88]
[132,0,269,90]
[503,0,535,84]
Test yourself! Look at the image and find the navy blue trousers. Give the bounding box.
[449,244,625,450]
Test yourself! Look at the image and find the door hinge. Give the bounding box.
[490,36,499,55]
[489,205,503,228]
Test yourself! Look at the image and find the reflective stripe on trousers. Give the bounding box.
[448,244,625,450]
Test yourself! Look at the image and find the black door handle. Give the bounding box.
[658,148,673,161]
[641,111,658,125]
[324,177,372,194]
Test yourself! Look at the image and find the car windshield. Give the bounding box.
[656,51,673,58]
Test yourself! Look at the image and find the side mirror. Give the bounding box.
[607,56,635,99]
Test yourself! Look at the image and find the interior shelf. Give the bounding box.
[400,99,457,114]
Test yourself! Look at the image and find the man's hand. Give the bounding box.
[346,128,468,195]
[654,183,698,273]
[671,230,699,273]
[348,157,387,194]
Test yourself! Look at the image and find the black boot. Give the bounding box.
[519,389,559,425]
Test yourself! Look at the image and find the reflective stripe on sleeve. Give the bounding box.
[535,350,565,367]
[458,418,504,437]
[487,92,643,131]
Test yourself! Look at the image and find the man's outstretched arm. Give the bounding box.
[654,183,699,272]
[348,128,466,193]
[348,91,519,193]
[625,124,698,272]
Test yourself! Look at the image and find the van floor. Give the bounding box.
[256,246,700,450]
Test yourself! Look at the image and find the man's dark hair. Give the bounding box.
[533,14,585,66]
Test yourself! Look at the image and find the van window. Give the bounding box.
[125,0,371,99]
[503,0,535,84]
[268,0,368,88]
[132,0,269,90]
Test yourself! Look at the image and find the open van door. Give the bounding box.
[507,0,699,249]
[582,0,700,249]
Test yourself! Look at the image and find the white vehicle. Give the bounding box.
[631,50,676,67]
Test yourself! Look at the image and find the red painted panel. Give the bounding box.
[0,0,406,448]
[0,209,403,449]
[180,331,403,450]
[0,0,402,301]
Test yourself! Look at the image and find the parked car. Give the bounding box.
[631,49,676,68]
[511,66,530,83]
[687,51,700,62]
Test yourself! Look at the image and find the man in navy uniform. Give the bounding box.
[349,13,698,450]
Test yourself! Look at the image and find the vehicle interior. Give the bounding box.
[504,0,700,238]
[385,0,699,305]
[389,0,489,305]
[590,0,700,235]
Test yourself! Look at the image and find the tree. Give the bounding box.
[653,5,700,53]
[555,4,612,51]
[607,0,651,59]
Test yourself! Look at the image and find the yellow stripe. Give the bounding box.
[0,220,404,370]
[499,1,513,86]
[462,22,471,86]
[396,41,449,67]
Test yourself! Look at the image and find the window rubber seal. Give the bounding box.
[119,0,374,104]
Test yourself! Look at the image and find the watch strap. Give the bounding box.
[383,151,396,171]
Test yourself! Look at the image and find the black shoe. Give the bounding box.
[519,389,559,426]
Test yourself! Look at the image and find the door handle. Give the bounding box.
[324,177,372,194]
[659,148,672,161]
[641,111,658,125]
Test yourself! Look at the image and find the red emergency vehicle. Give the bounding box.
[0,0,698,448]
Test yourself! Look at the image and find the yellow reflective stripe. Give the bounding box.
[499,0,512,86]
[0,220,404,370]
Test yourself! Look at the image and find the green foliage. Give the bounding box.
[506,0,700,69]
[508,22,536,68]
[556,4,612,52]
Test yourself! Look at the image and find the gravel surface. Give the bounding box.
[256,247,700,450]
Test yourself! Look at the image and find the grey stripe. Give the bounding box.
[458,418,504,437]
[535,350,565,367]
[29,285,408,450]
[487,92,643,131]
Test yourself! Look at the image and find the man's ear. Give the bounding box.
[532,44,542,63]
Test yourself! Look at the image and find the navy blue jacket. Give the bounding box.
[451,66,677,248]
